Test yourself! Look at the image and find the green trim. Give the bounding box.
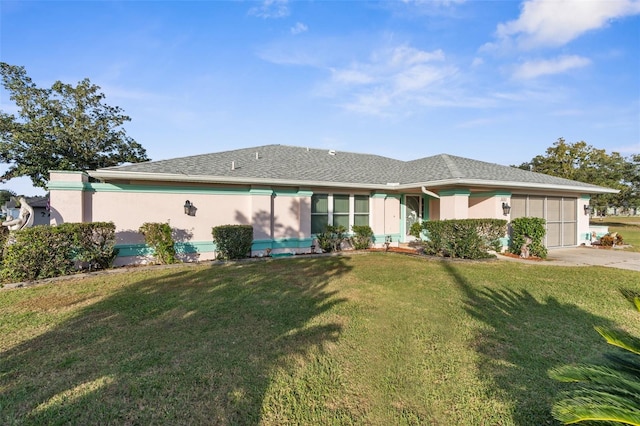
[581,195,591,200]
[84,183,254,195]
[253,237,315,251]
[470,191,512,198]
[372,234,401,244]
[47,182,92,191]
[249,188,274,196]
[439,189,471,196]
[422,194,430,221]
[273,189,312,197]
[371,192,388,199]
[115,241,216,257]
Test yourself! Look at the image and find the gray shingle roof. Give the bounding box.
[94,144,614,192]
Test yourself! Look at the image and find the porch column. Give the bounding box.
[438,189,471,220]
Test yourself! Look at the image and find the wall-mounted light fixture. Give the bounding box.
[184,200,195,216]
[584,204,592,216]
[502,202,511,216]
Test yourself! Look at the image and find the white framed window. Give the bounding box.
[311,193,370,234]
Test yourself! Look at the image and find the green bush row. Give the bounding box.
[1,222,117,283]
[211,225,253,260]
[421,219,508,259]
[508,217,547,259]
[315,225,374,252]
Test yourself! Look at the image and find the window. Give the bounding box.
[310,193,370,234]
[311,194,328,234]
[333,195,350,229]
[354,195,370,226]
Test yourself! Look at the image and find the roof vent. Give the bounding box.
[255,152,260,160]
[231,161,235,171]
[328,149,336,156]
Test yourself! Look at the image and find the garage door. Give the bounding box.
[511,196,577,247]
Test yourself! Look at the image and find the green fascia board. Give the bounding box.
[581,195,591,200]
[439,189,471,196]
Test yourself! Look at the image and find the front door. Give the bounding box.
[405,195,422,240]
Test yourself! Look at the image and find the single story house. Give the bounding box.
[48,144,617,265]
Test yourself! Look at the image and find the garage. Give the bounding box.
[510,195,577,248]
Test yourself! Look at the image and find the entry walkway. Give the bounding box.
[501,247,640,271]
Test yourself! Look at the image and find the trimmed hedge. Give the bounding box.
[1,222,117,283]
[212,225,253,260]
[139,222,176,264]
[422,218,507,259]
[509,217,547,259]
[316,225,347,253]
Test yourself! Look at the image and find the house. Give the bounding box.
[48,144,617,265]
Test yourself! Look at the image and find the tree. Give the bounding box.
[515,138,638,214]
[0,189,16,206]
[0,63,149,188]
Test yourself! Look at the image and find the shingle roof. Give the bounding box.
[93,144,614,192]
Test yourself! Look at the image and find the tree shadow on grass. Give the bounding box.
[440,262,615,425]
[1,257,351,424]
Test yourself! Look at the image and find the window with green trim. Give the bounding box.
[310,193,370,234]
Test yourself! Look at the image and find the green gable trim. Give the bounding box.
[470,191,512,198]
[439,189,471,196]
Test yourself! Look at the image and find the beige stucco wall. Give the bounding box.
[439,193,469,220]
[468,196,509,219]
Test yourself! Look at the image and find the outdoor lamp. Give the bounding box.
[502,202,511,216]
[584,204,591,215]
[184,200,193,215]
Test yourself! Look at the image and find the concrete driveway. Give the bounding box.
[522,247,640,271]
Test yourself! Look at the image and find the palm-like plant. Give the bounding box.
[549,292,640,425]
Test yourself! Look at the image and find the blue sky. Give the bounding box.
[1,0,639,196]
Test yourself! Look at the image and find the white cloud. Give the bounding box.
[290,22,308,35]
[249,0,289,19]
[492,0,640,50]
[512,55,591,79]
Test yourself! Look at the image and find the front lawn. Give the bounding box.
[2,254,639,424]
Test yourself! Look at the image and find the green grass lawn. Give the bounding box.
[2,254,640,425]
[592,216,640,252]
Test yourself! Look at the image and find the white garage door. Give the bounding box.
[511,196,577,247]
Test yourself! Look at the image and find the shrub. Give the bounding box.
[509,217,547,259]
[422,219,507,259]
[409,222,423,239]
[0,225,9,263]
[549,290,640,424]
[600,232,624,247]
[0,222,119,283]
[71,222,118,270]
[212,225,253,260]
[351,225,374,250]
[316,225,348,253]
[139,222,176,264]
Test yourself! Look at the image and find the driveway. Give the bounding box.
[501,247,640,271]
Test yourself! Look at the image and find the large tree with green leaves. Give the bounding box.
[0,63,149,188]
[516,138,639,214]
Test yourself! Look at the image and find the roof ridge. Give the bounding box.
[441,154,463,178]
